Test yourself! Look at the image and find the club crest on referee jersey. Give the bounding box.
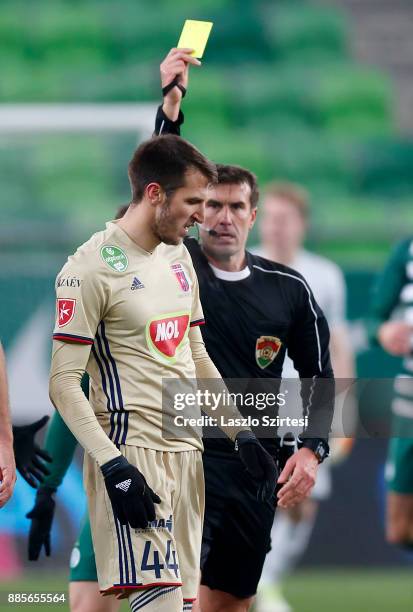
[171,263,190,292]
[146,312,190,363]
[56,298,76,327]
[255,336,281,369]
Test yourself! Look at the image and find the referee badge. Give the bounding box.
[255,336,281,369]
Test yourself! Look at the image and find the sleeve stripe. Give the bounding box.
[52,333,93,345]
[190,318,205,327]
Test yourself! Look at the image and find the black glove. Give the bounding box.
[26,487,56,561]
[101,456,161,529]
[13,416,52,488]
[235,431,278,502]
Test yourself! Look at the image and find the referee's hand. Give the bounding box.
[160,48,201,117]
[276,448,318,508]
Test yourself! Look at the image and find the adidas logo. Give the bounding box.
[131,277,144,290]
[115,478,131,493]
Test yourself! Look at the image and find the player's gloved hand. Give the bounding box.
[13,416,52,488]
[101,456,161,529]
[26,486,56,561]
[235,431,278,502]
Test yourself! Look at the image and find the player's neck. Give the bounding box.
[203,249,247,272]
[117,210,160,253]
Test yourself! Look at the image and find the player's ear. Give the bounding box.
[146,183,166,206]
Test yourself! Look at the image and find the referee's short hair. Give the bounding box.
[263,181,309,219]
[128,135,217,204]
[216,164,259,209]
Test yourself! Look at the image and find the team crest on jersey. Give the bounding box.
[56,298,76,328]
[146,312,190,363]
[171,263,190,292]
[255,336,282,369]
[101,245,128,272]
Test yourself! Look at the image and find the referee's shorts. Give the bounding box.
[200,450,277,599]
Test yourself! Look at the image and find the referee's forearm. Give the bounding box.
[302,371,335,442]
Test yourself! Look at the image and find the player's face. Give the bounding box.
[260,196,306,252]
[152,170,210,245]
[201,182,256,260]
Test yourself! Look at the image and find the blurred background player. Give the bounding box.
[368,237,413,548]
[0,340,16,508]
[253,184,355,612]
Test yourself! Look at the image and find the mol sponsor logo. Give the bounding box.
[146,312,190,362]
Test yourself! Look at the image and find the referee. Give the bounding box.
[157,49,334,612]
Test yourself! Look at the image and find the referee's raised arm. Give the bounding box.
[154,47,201,136]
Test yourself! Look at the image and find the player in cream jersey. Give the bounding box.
[49,130,277,612]
[53,220,204,452]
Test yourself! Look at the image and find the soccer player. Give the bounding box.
[0,341,16,508]
[48,114,277,612]
[368,237,413,548]
[253,184,355,612]
[156,49,334,612]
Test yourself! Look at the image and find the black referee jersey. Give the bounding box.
[185,237,334,456]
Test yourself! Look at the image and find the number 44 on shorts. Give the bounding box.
[141,540,179,579]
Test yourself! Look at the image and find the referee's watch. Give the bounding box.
[297,437,329,464]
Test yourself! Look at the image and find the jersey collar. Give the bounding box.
[208,263,251,281]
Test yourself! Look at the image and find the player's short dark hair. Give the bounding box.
[128,135,217,204]
[216,164,259,209]
[263,181,309,219]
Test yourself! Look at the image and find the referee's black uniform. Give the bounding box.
[186,238,333,598]
[155,106,334,599]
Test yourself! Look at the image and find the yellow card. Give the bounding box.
[177,20,213,58]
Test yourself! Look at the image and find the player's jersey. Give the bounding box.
[53,221,205,452]
[252,247,346,378]
[369,237,413,424]
[185,238,334,454]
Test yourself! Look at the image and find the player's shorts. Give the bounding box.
[200,451,276,599]
[69,513,98,582]
[385,437,413,494]
[84,445,204,601]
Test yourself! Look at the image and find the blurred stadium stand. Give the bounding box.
[1,0,413,266]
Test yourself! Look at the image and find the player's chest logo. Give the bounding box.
[56,298,76,327]
[255,336,282,369]
[170,263,190,292]
[146,312,190,363]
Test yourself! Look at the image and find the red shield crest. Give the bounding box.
[171,263,190,292]
[56,298,76,327]
[256,336,282,369]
